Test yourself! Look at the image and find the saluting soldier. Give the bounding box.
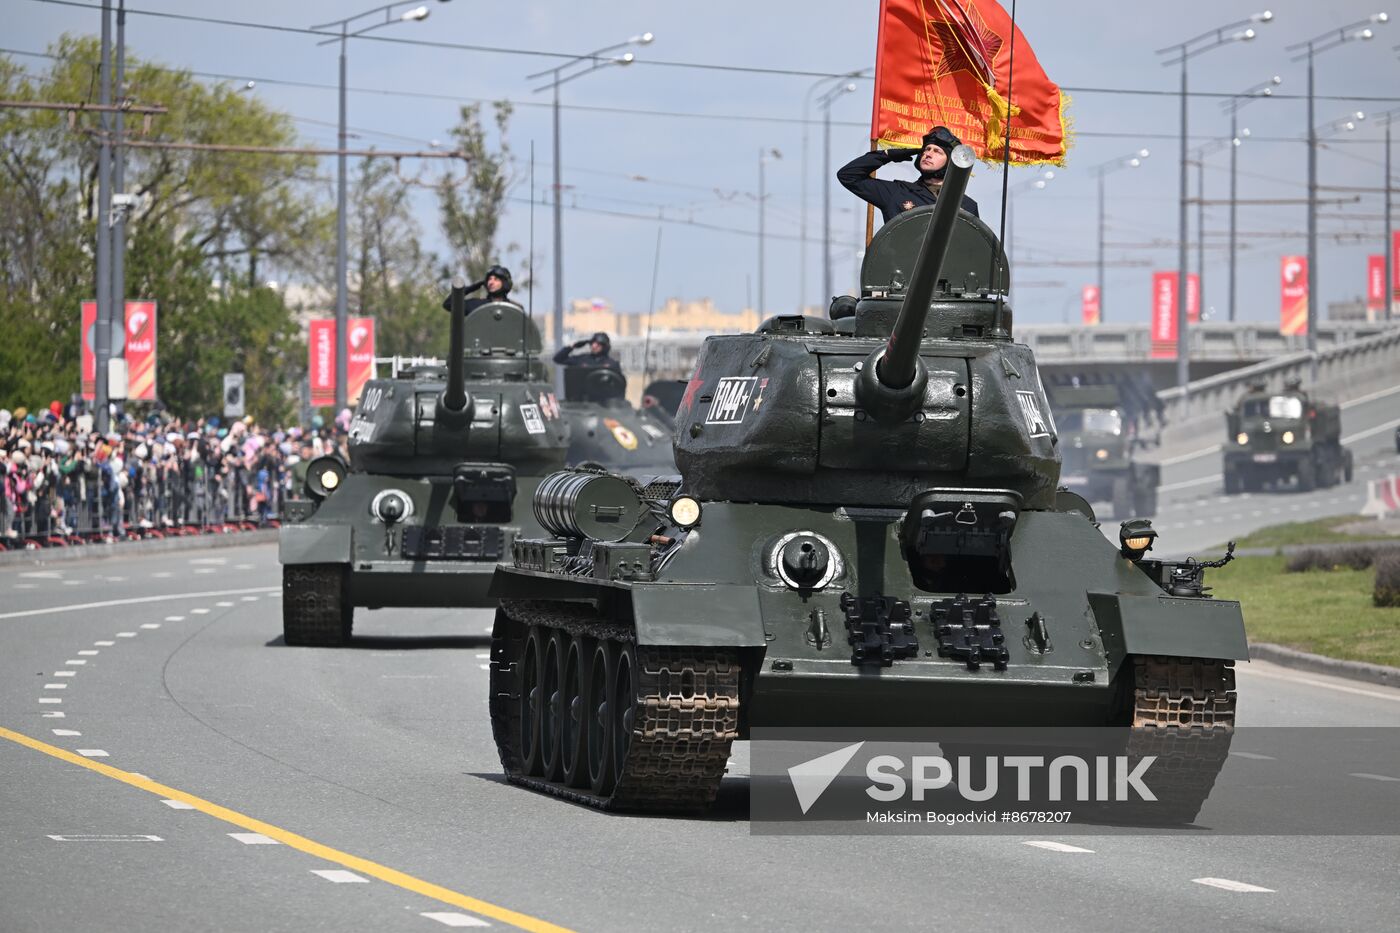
[837,125,980,224]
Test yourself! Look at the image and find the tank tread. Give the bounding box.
[1124,655,1235,823]
[490,599,739,812]
[282,564,352,647]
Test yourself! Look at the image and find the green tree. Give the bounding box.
[439,102,519,285]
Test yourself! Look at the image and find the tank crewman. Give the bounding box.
[553,331,622,375]
[442,264,518,315]
[837,125,979,224]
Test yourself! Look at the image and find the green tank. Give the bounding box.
[559,367,676,477]
[1223,379,1351,493]
[485,148,1247,815]
[279,282,569,646]
[1046,374,1161,518]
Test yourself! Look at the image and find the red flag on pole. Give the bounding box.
[309,319,336,407]
[1367,254,1385,318]
[1081,285,1100,325]
[871,0,1070,164]
[1280,256,1308,336]
[1150,272,1178,359]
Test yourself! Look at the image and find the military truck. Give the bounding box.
[1222,379,1351,494]
[560,366,676,476]
[484,147,1246,818]
[278,283,570,646]
[1046,375,1161,518]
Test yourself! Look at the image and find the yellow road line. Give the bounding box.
[0,724,575,933]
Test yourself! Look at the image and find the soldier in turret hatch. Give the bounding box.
[442,264,518,315]
[553,331,622,376]
[837,125,979,224]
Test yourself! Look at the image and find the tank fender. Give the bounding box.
[279,523,352,565]
[632,584,767,647]
[1089,591,1249,674]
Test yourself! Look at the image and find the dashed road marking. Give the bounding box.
[140,623,161,630]
[51,729,81,737]
[229,832,280,845]
[476,654,490,659]
[117,632,137,638]
[312,869,369,884]
[1230,751,1275,761]
[165,616,184,622]
[422,913,491,928]
[94,641,115,647]
[13,583,35,589]
[215,601,234,607]
[66,659,88,665]
[189,558,228,565]
[19,571,63,579]
[0,586,279,620]
[48,834,162,842]
[76,749,109,758]
[62,580,83,586]
[241,596,259,602]
[1023,840,1094,853]
[191,609,210,615]
[0,725,576,933]
[194,568,216,574]
[151,571,173,578]
[1192,877,1274,893]
[44,684,67,690]
[38,698,62,704]
[478,664,490,671]
[161,799,196,809]
[54,671,76,677]
[1349,772,1400,782]
[41,712,64,718]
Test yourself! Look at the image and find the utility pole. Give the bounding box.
[94,0,113,433]
[112,0,127,393]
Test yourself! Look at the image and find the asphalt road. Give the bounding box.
[3,543,1400,932]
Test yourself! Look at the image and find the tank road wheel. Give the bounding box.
[1118,655,1236,825]
[560,635,590,789]
[540,631,566,782]
[282,564,352,647]
[518,626,547,777]
[611,642,640,783]
[1111,478,1133,520]
[586,639,618,797]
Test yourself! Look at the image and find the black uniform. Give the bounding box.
[837,150,979,223]
[552,345,622,375]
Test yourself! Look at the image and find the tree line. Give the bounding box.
[0,37,515,423]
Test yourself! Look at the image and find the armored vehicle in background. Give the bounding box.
[1046,374,1161,518]
[279,283,569,646]
[485,147,1247,816]
[560,366,676,477]
[1222,379,1351,493]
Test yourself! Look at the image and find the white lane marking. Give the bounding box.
[268,592,282,599]
[13,583,35,589]
[1192,877,1275,893]
[311,869,369,883]
[161,799,196,809]
[235,563,254,570]
[1230,751,1275,761]
[48,834,162,842]
[191,609,209,615]
[478,664,490,671]
[189,557,228,565]
[194,568,216,574]
[165,616,184,622]
[421,913,490,928]
[44,684,67,690]
[1023,840,1094,853]
[215,601,234,607]
[1159,474,1222,493]
[475,653,490,659]
[117,632,137,638]
[1160,445,1222,466]
[104,576,127,582]
[42,712,65,718]
[1240,666,1400,703]
[51,729,81,736]
[94,641,115,646]
[67,658,90,663]
[1349,772,1400,782]
[380,674,441,680]
[38,698,62,704]
[20,571,63,579]
[1342,384,1400,408]
[140,623,161,630]
[76,749,109,758]
[62,580,82,586]
[54,671,76,677]
[151,571,173,578]
[229,833,280,845]
[0,586,279,620]
[241,596,259,602]
[1343,418,1400,444]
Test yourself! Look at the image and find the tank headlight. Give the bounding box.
[305,456,347,499]
[321,470,340,490]
[1095,448,1110,460]
[668,495,702,529]
[1236,432,1249,445]
[1281,430,1295,444]
[1119,518,1158,561]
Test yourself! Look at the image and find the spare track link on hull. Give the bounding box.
[490,599,740,812]
[1125,655,1236,823]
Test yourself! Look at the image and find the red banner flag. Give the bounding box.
[1392,230,1400,302]
[81,300,97,400]
[81,300,157,401]
[347,317,375,405]
[871,0,1069,164]
[1081,285,1100,325]
[1150,272,1178,359]
[1368,254,1385,317]
[1186,273,1200,324]
[309,318,336,407]
[1280,256,1308,336]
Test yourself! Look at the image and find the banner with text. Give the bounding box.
[1186,272,1200,324]
[347,317,375,405]
[81,300,158,401]
[1280,256,1308,336]
[309,317,376,408]
[1149,271,1178,359]
[1081,285,1100,325]
[1368,254,1386,318]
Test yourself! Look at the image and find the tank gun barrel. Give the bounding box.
[437,277,473,429]
[878,143,976,391]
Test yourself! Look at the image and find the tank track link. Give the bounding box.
[282,564,352,647]
[489,599,740,812]
[1123,655,1236,823]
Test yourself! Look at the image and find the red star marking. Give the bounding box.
[679,366,704,413]
[926,15,1001,84]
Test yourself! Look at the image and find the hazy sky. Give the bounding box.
[9,0,1400,327]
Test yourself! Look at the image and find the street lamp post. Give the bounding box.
[311,1,443,413]
[1005,169,1055,299]
[1222,76,1281,321]
[529,32,653,377]
[1157,10,1273,393]
[95,0,113,433]
[1286,13,1388,374]
[801,71,867,314]
[757,148,782,316]
[1386,109,1396,321]
[1092,148,1149,322]
[818,82,857,310]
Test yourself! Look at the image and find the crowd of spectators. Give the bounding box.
[1,400,350,549]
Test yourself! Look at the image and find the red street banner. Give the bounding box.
[309,318,336,407]
[81,300,157,401]
[1081,285,1100,325]
[309,317,376,408]
[1393,230,1400,304]
[871,0,1069,164]
[1186,273,1200,324]
[1280,256,1308,336]
[1150,271,1178,359]
[1368,254,1386,317]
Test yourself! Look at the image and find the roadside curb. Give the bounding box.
[0,530,278,566]
[1250,642,1400,689]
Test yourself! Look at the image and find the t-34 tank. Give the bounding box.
[279,280,569,646]
[560,366,676,477]
[485,147,1247,815]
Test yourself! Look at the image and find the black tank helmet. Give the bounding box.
[485,264,513,297]
[919,126,963,181]
[590,331,611,353]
